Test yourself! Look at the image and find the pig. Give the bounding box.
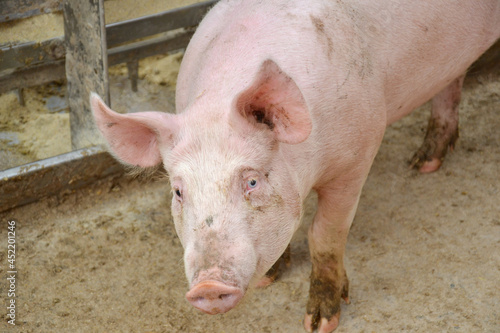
[91,0,500,332]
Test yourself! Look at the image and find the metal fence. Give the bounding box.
[0,0,217,212]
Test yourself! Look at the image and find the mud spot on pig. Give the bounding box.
[310,14,333,60]
[311,14,325,33]
[205,215,214,227]
[206,33,221,51]
[271,105,292,129]
[307,275,342,321]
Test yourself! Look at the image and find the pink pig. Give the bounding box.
[91,1,500,332]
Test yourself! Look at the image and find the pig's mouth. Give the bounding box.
[186,280,244,314]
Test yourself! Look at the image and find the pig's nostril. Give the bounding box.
[219,293,230,300]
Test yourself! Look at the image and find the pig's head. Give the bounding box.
[91,59,311,315]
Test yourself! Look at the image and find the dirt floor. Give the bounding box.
[1,67,499,332]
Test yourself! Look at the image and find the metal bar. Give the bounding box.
[0,37,65,72]
[106,0,216,48]
[108,30,194,66]
[0,60,65,95]
[0,147,124,212]
[0,1,217,212]
[64,0,109,149]
[17,88,25,106]
[0,29,194,75]
[0,1,215,73]
[126,61,139,92]
[0,0,62,23]
[0,31,194,95]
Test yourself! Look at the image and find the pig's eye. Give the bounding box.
[247,178,258,189]
[243,173,260,195]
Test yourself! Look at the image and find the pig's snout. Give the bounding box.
[186,280,243,314]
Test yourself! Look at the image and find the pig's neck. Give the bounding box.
[277,143,319,202]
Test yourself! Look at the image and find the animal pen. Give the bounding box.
[0,0,216,211]
[0,1,499,332]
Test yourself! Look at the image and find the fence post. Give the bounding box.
[63,0,109,149]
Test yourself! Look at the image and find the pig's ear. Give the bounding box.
[91,93,178,168]
[234,59,312,144]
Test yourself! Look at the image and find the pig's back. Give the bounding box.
[178,0,500,119]
[372,1,500,124]
[175,0,363,115]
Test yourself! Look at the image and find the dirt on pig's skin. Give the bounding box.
[1,69,499,332]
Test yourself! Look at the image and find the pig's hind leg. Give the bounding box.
[410,75,465,173]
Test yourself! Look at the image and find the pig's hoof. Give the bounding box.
[409,151,443,173]
[418,157,442,173]
[409,118,459,173]
[304,313,340,333]
[257,244,291,288]
[304,270,349,333]
[256,276,274,288]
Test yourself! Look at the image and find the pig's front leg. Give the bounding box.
[410,75,465,173]
[304,176,366,333]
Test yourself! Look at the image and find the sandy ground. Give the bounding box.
[0,69,499,332]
